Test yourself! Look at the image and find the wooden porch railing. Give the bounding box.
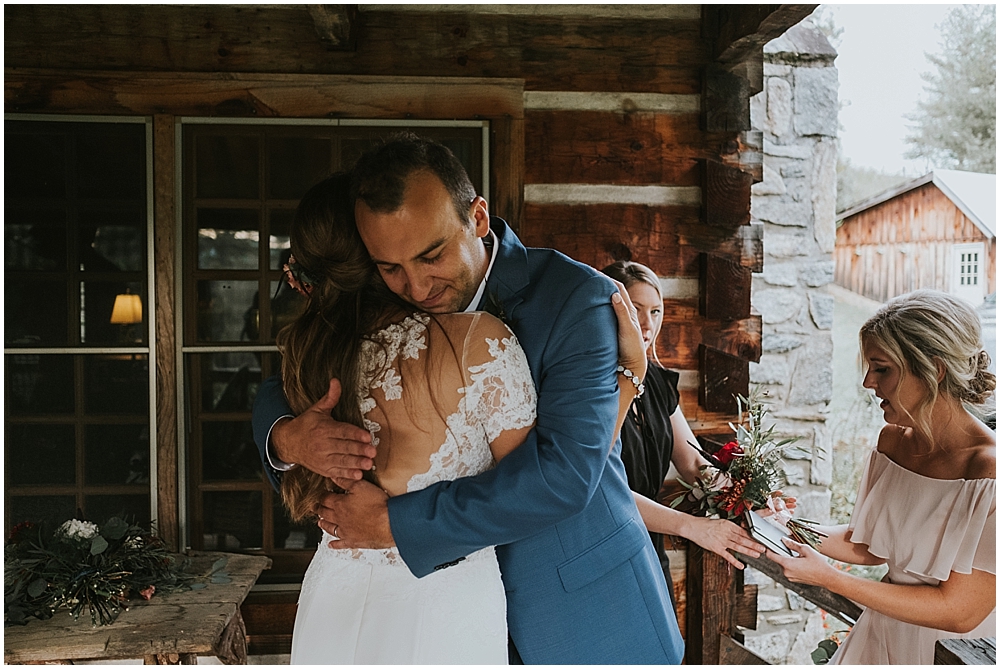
[684,543,994,665]
[678,539,863,665]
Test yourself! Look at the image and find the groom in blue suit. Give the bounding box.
[252,134,683,663]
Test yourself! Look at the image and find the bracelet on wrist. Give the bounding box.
[617,365,645,397]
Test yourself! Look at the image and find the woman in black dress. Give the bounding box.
[602,261,765,603]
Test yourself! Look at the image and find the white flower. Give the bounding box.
[706,469,734,493]
[58,519,99,540]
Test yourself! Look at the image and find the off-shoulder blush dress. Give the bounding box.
[831,450,996,665]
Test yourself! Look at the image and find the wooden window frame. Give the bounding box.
[5,71,526,555]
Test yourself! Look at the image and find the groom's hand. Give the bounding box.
[316,480,395,549]
[609,279,648,382]
[272,378,376,480]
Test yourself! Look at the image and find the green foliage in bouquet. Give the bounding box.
[671,388,801,519]
[5,516,191,627]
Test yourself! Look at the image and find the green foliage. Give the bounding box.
[905,5,996,173]
[4,517,192,627]
[671,387,800,520]
[836,158,909,213]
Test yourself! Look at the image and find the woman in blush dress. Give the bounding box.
[769,289,995,665]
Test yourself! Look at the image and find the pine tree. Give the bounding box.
[905,5,996,173]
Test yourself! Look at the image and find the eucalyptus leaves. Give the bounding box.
[4,516,210,627]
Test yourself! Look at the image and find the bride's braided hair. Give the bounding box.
[860,289,995,442]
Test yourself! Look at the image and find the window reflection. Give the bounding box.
[198,351,262,413]
[85,424,149,485]
[197,209,259,270]
[84,355,149,415]
[8,424,76,485]
[196,280,260,342]
[202,491,263,550]
[5,210,67,271]
[85,495,150,526]
[7,496,76,528]
[201,421,261,481]
[6,354,74,415]
[5,279,68,346]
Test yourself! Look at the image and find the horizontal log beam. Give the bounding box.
[5,70,524,119]
[5,5,709,93]
[520,204,760,277]
[525,110,746,187]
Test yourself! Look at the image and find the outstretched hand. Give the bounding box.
[609,279,647,383]
[271,378,376,480]
[690,516,766,570]
[765,537,836,587]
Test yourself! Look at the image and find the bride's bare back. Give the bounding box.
[357,311,536,497]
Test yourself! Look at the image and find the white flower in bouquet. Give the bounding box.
[57,519,100,541]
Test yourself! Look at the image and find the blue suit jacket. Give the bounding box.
[252,218,683,664]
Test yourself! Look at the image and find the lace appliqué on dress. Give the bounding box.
[325,315,536,568]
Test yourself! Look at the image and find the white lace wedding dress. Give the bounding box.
[290,312,536,664]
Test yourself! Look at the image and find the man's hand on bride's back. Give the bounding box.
[272,378,377,480]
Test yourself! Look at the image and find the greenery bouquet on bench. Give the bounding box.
[5,516,190,627]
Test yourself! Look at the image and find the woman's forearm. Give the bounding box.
[633,491,693,536]
[610,379,638,453]
[825,567,995,634]
[812,525,886,565]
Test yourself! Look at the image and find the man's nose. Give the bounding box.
[406,269,434,302]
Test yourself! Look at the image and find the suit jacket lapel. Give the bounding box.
[482,217,529,317]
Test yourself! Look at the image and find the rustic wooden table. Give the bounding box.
[4,552,271,665]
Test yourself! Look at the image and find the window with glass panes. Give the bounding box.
[5,119,153,530]
[181,123,485,579]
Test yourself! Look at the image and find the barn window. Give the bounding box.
[951,242,986,305]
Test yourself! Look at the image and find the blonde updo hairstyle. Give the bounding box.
[860,289,995,441]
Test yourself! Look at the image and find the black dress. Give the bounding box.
[619,364,680,606]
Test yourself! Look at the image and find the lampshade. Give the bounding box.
[110,293,143,325]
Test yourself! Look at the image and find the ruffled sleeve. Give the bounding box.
[847,450,996,581]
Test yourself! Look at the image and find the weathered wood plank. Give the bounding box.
[700,345,751,414]
[4,5,709,93]
[733,584,759,630]
[705,159,753,226]
[661,302,761,364]
[520,204,759,277]
[700,252,751,321]
[685,546,739,664]
[720,634,770,664]
[737,552,862,626]
[5,70,524,119]
[490,116,525,232]
[3,553,271,664]
[706,5,819,64]
[935,638,996,665]
[526,111,746,186]
[153,114,179,552]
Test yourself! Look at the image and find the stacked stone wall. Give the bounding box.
[742,21,840,664]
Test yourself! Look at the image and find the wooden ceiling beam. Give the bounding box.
[306,5,356,49]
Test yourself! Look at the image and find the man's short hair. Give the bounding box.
[350,132,478,224]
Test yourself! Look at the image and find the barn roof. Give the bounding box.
[838,169,996,239]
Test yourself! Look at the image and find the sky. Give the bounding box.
[823,4,953,176]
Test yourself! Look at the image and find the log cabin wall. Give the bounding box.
[835,183,997,303]
[6,4,817,660]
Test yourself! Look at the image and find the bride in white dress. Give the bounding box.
[273,174,536,664]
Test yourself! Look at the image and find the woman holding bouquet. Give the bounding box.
[770,289,995,664]
[601,261,766,603]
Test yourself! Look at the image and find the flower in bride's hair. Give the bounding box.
[283,255,315,298]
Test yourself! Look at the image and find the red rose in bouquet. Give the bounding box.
[714,441,743,465]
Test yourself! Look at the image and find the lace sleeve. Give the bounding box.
[463,315,537,443]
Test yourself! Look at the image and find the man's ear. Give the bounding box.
[470,196,490,238]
